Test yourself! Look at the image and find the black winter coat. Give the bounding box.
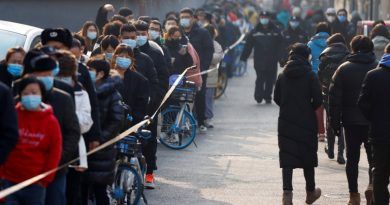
[280,27,308,67]
[241,22,283,70]
[0,82,18,165]
[87,76,124,184]
[47,88,81,175]
[329,52,377,130]
[185,24,214,73]
[78,63,101,143]
[117,70,150,127]
[139,42,169,105]
[318,43,349,98]
[166,37,194,75]
[358,64,390,144]
[274,55,323,168]
[155,38,173,74]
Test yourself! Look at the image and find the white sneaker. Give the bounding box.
[199,125,208,133]
[204,119,214,129]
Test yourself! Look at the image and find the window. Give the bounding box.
[0,30,26,61]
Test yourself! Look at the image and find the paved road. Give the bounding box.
[145,61,371,205]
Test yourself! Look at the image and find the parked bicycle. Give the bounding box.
[110,128,151,205]
[158,76,198,150]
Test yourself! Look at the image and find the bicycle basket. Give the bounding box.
[171,81,196,102]
[116,136,140,156]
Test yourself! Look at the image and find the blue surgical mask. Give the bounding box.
[180,18,191,28]
[52,63,60,76]
[148,30,160,40]
[338,15,347,23]
[21,95,42,111]
[116,57,132,69]
[56,76,73,86]
[105,52,113,61]
[7,63,24,77]
[122,39,137,49]
[289,21,300,29]
[89,70,96,82]
[260,18,269,25]
[37,76,54,91]
[87,31,97,40]
[136,36,148,47]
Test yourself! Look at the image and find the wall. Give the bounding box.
[0,0,204,31]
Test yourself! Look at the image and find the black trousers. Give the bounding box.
[66,169,81,205]
[372,142,390,205]
[344,125,373,193]
[143,117,158,174]
[324,100,345,155]
[80,182,109,205]
[195,80,207,126]
[254,66,277,102]
[282,167,316,191]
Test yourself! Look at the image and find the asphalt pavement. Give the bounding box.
[145,60,371,205]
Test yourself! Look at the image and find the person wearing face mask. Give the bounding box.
[240,11,283,104]
[163,16,179,34]
[18,51,80,205]
[334,9,351,44]
[80,58,124,205]
[179,7,214,132]
[41,28,102,173]
[1,77,62,205]
[0,47,26,88]
[274,43,323,205]
[78,21,100,54]
[56,50,93,205]
[279,16,308,67]
[149,20,173,72]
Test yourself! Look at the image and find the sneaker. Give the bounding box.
[204,119,214,129]
[199,125,208,133]
[145,174,156,189]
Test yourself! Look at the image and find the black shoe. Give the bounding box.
[337,155,346,164]
[265,100,272,104]
[325,146,334,159]
[256,98,263,104]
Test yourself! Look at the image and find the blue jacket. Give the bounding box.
[308,32,329,73]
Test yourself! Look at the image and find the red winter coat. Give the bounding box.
[0,103,62,187]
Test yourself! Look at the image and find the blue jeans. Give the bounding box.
[45,173,67,205]
[1,180,46,205]
[205,88,215,120]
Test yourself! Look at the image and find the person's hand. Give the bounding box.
[103,4,115,12]
[178,46,188,55]
[75,167,88,172]
[89,141,100,151]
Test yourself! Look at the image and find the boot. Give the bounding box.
[325,146,334,159]
[282,191,293,205]
[306,188,321,204]
[364,184,373,205]
[337,153,346,165]
[348,192,361,205]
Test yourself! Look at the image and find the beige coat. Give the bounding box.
[206,41,224,88]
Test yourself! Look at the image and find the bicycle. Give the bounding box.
[214,59,229,100]
[110,128,151,205]
[158,76,198,150]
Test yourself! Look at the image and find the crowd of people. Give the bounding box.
[0,0,389,205]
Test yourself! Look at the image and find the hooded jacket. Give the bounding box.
[318,43,350,92]
[308,32,330,73]
[329,52,377,130]
[1,104,62,186]
[86,76,124,184]
[274,55,323,168]
[372,36,390,62]
[358,54,390,143]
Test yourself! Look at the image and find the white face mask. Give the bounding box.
[327,15,336,23]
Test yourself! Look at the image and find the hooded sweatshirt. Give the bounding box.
[308,32,330,73]
[1,103,62,186]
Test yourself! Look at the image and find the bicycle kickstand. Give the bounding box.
[141,192,149,205]
[192,139,198,148]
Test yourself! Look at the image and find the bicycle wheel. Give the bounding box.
[159,107,197,150]
[111,163,143,205]
[214,71,228,99]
